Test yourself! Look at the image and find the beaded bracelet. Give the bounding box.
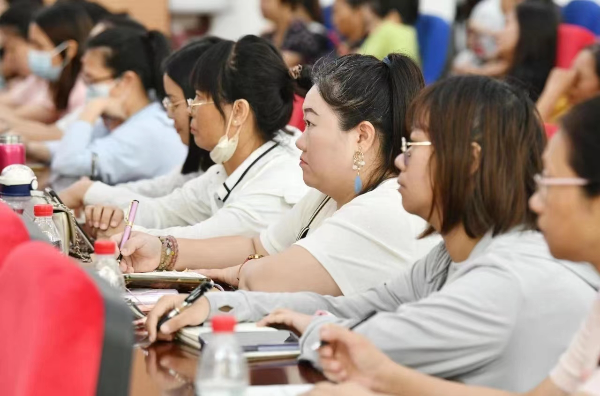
[157,236,178,271]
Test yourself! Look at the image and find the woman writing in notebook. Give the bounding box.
[143,75,598,391]
[115,53,437,297]
[302,96,600,396]
[58,38,221,210]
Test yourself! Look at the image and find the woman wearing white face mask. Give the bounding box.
[0,3,90,141]
[84,35,309,243]
[50,27,187,191]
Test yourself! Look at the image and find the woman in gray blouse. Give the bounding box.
[144,76,599,392]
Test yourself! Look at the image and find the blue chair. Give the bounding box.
[416,14,452,85]
[322,5,334,32]
[562,0,600,36]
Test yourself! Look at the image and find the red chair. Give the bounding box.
[289,94,305,132]
[556,24,597,68]
[0,242,133,396]
[545,123,559,139]
[0,202,29,261]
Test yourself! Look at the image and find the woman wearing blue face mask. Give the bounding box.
[50,27,187,191]
[0,3,92,141]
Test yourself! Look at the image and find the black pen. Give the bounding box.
[311,310,378,351]
[156,280,214,331]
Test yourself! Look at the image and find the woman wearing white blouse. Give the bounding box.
[59,38,223,210]
[114,53,439,297]
[83,36,309,240]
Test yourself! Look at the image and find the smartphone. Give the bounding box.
[45,187,95,252]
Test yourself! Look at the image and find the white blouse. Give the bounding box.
[260,179,440,295]
[130,130,309,239]
[84,169,201,206]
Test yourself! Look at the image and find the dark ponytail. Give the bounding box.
[86,27,170,100]
[34,3,93,110]
[191,35,295,142]
[310,53,424,194]
[144,30,170,99]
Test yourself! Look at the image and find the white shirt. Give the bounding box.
[260,179,441,295]
[83,168,202,206]
[133,130,309,239]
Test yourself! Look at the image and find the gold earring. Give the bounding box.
[353,146,365,194]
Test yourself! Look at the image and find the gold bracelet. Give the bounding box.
[237,254,264,280]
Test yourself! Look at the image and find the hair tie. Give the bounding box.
[289,65,303,80]
[382,56,392,67]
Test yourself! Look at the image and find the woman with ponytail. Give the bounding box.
[59,38,221,210]
[115,52,438,297]
[50,27,186,190]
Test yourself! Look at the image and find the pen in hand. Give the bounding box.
[311,310,378,351]
[116,200,139,263]
[156,280,215,332]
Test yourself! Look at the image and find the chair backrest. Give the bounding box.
[556,24,596,68]
[0,202,29,262]
[289,94,306,132]
[562,0,600,36]
[416,14,452,85]
[0,242,133,396]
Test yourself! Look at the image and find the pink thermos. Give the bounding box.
[0,135,26,173]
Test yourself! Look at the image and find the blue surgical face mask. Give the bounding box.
[27,42,68,82]
[85,81,115,103]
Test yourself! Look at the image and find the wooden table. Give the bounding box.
[129,342,325,395]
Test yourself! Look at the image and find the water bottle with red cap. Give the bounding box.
[33,204,63,251]
[196,315,249,395]
[93,240,125,292]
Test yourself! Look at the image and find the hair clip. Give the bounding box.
[382,56,392,67]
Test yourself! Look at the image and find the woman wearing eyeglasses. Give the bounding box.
[84,35,309,242]
[114,52,438,297]
[142,75,599,392]
[300,93,600,396]
[59,38,222,211]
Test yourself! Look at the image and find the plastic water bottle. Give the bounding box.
[33,204,63,251]
[196,315,249,396]
[93,240,125,292]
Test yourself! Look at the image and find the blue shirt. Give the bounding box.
[51,102,186,187]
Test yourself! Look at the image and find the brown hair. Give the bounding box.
[561,97,600,197]
[34,3,93,111]
[408,75,546,238]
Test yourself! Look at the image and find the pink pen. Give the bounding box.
[116,200,139,262]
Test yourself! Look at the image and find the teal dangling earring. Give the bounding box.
[353,146,365,194]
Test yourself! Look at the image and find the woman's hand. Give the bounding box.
[303,382,384,396]
[257,308,314,336]
[85,205,126,238]
[316,324,396,392]
[59,177,93,210]
[195,266,241,288]
[111,231,161,273]
[145,295,211,342]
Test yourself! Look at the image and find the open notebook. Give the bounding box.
[178,323,300,361]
